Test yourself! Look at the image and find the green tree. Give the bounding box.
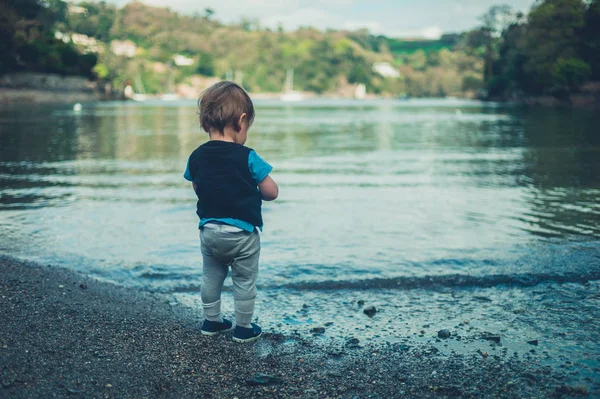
[580,0,600,80]
[479,5,517,84]
[196,51,215,76]
[523,0,586,92]
[552,57,591,89]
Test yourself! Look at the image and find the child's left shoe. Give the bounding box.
[200,318,233,336]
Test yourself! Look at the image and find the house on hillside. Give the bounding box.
[72,33,101,53]
[67,4,88,15]
[373,62,400,79]
[110,40,137,58]
[55,31,70,43]
[173,54,194,66]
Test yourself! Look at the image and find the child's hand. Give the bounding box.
[258,176,278,201]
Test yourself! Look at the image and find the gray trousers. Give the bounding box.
[200,224,260,327]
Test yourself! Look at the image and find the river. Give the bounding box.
[1,99,599,386]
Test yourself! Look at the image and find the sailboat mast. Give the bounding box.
[285,68,294,92]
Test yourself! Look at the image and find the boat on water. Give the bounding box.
[124,75,147,102]
[159,93,179,101]
[280,69,303,102]
[160,65,180,101]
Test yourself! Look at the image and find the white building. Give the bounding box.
[72,33,97,47]
[173,54,194,66]
[68,4,88,15]
[54,31,70,43]
[373,62,400,79]
[70,33,101,54]
[110,40,137,58]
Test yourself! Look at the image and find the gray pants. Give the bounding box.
[200,224,260,327]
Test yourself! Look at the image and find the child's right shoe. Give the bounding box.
[232,323,262,343]
[200,318,232,336]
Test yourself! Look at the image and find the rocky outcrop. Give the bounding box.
[0,72,101,104]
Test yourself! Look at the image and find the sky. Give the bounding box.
[100,0,538,39]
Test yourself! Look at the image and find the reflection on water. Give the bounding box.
[0,99,599,289]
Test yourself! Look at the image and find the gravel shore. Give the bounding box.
[0,255,595,398]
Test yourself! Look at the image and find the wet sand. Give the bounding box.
[0,255,596,398]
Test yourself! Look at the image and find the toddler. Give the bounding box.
[184,81,278,342]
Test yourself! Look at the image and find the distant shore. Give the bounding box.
[1,72,599,109]
[0,255,593,398]
[0,73,101,105]
[484,82,600,109]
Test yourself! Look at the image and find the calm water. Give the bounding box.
[1,99,598,290]
[1,99,600,380]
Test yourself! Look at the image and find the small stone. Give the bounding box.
[394,343,410,351]
[1,368,16,388]
[310,327,325,334]
[482,333,501,343]
[438,329,451,339]
[245,374,283,386]
[328,348,344,357]
[363,306,377,317]
[357,300,365,306]
[473,295,492,302]
[346,337,361,348]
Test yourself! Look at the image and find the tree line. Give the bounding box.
[1,0,598,99]
[0,0,98,77]
[475,0,600,98]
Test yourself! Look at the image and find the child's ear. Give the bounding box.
[238,113,247,131]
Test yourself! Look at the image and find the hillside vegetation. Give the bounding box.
[2,0,598,99]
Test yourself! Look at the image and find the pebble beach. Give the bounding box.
[1,256,596,399]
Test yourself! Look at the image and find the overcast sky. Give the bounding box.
[101,0,537,39]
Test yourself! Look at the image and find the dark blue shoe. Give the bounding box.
[233,323,262,343]
[200,318,232,336]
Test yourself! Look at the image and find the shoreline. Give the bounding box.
[1,255,595,398]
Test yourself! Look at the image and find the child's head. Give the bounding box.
[198,81,255,143]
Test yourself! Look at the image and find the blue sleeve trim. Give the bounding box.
[200,218,259,232]
[183,156,192,181]
[248,150,273,184]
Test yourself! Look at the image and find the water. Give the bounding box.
[1,99,599,384]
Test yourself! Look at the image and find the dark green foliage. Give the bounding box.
[61,46,79,69]
[381,38,452,54]
[78,53,98,78]
[552,58,591,89]
[581,0,600,79]
[1,0,97,78]
[523,0,586,92]
[462,74,483,92]
[196,52,215,77]
[484,0,598,96]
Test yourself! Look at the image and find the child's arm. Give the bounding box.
[249,150,278,201]
[258,175,278,201]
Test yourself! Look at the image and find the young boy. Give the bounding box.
[184,81,278,343]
